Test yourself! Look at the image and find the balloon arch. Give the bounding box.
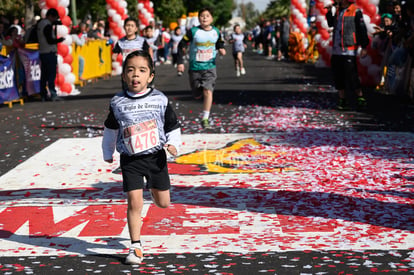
[291,0,383,87]
[37,0,154,94]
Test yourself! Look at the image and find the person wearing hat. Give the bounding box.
[37,8,65,101]
[326,0,370,110]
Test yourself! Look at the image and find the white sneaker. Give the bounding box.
[236,68,241,77]
[125,243,143,265]
[240,68,246,75]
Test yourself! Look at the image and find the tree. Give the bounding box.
[261,0,290,19]
[151,0,186,26]
[182,0,235,27]
[237,1,260,29]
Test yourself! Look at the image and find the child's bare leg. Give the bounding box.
[150,189,170,208]
[127,189,144,242]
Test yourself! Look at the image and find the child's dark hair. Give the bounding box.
[144,25,153,32]
[199,7,214,17]
[122,50,155,75]
[233,24,240,31]
[124,17,138,27]
[174,26,180,32]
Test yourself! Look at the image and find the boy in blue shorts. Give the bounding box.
[176,7,226,129]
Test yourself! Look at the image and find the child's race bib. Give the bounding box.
[123,119,160,154]
[196,48,214,62]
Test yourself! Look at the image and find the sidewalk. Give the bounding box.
[0,46,413,274]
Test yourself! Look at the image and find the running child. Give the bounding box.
[102,50,181,265]
[176,7,226,129]
[229,24,247,77]
[112,17,153,63]
[170,26,184,71]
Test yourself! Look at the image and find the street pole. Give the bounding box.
[71,0,77,26]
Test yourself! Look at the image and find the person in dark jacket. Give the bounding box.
[326,0,369,110]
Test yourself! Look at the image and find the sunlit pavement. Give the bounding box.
[0,45,413,274]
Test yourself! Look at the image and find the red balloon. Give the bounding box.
[56,73,65,86]
[61,15,72,26]
[63,54,73,64]
[116,54,123,63]
[57,6,66,18]
[46,0,58,8]
[111,1,119,10]
[320,29,330,40]
[364,4,377,17]
[58,43,69,57]
[60,82,72,93]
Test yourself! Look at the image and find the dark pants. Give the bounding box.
[40,52,58,100]
[331,54,361,92]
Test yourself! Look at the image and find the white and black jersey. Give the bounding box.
[112,36,150,62]
[103,88,181,157]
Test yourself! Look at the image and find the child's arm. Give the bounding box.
[216,31,226,56]
[102,107,119,163]
[176,31,192,72]
[164,104,181,156]
[102,127,118,162]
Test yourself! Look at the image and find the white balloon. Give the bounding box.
[57,54,63,64]
[59,63,72,75]
[138,3,144,10]
[367,23,376,35]
[321,20,329,30]
[57,25,69,37]
[363,14,371,24]
[370,0,380,6]
[59,0,70,7]
[120,0,127,8]
[113,13,122,24]
[107,9,116,17]
[65,72,76,84]
[63,35,73,45]
[149,1,154,8]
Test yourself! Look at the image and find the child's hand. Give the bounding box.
[104,158,113,163]
[219,48,226,56]
[165,144,177,156]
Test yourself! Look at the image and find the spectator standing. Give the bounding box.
[37,8,65,101]
[71,25,87,81]
[326,0,369,110]
[263,20,275,60]
[280,16,290,59]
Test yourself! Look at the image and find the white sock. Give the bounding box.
[202,111,210,120]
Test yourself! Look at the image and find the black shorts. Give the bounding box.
[331,54,361,91]
[120,150,170,192]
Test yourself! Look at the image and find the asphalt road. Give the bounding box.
[0,45,413,274]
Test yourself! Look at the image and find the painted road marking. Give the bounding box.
[0,133,413,256]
